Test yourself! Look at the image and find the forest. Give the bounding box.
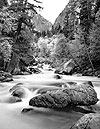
[0,1,100,129]
[0,0,100,81]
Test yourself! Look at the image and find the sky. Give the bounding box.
[30,0,69,24]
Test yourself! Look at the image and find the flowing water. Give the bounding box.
[0,69,100,129]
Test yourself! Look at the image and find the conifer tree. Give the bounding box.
[0,0,42,72]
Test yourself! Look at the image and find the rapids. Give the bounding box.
[0,69,100,129]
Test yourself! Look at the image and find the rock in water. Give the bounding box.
[0,71,13,82]
[8,96,22,103]
[10,85,32,99]
[53,74,62,79]
[63,59,75,73]
[1,77,13,82]
[54,59,75,75]
[70,113,100,129]
[29,83,98,109]
[21,108,34,113]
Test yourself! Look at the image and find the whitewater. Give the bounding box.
[0,68,100,129]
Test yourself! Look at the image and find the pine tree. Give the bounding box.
[0,0,42,73]
[90,9,100,68]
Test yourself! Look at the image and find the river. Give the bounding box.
[0,69,100,129]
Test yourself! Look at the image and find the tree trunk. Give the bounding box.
[5,52,19,73]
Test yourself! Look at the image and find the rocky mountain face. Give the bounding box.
[32,14,52,33]
[53,5,68,33]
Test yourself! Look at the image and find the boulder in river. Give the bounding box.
[21,108,34,113]
[29,82,98,109]
[63,59,75,75]
[54,59,75,75]
[10,84,31,99]
[9,83,24,92]
[70,113,100,129]
[53,74,62,79]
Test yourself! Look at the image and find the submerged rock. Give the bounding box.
[8,96,22,103]
[75,104,100,114]
[53,74,62,79]
[29,83,98,109]
[70,113,100,129]
[21,108,34,113]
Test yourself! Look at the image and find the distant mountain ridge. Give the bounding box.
[0,0,52,34]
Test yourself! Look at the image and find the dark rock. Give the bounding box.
[63,59,75,75]
[70,113,100,129]
[29,83,98,109]
[53,75,62,79]
[47,68,53,71]
[95,70,100,76]
[74,106,96,113]
[11,87,25,98]
[0,76,5,81]
[76,104,100,114]
[0,71,11,77]
[1,77,13,82]
[21,108,34,113]
[85,81,94,87]
[29,67,41,74]
[97,74,100,78]
[12,71,23,75]
[10,85,32,99]
[0,71,4,75]
[66,82,77,86]
[54,69,62,74]
[54,59,75,75]
[0,71,13,82]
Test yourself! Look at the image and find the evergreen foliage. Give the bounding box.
[53,0,100,74]
[0,0,42,72]
[90,9,100,67]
